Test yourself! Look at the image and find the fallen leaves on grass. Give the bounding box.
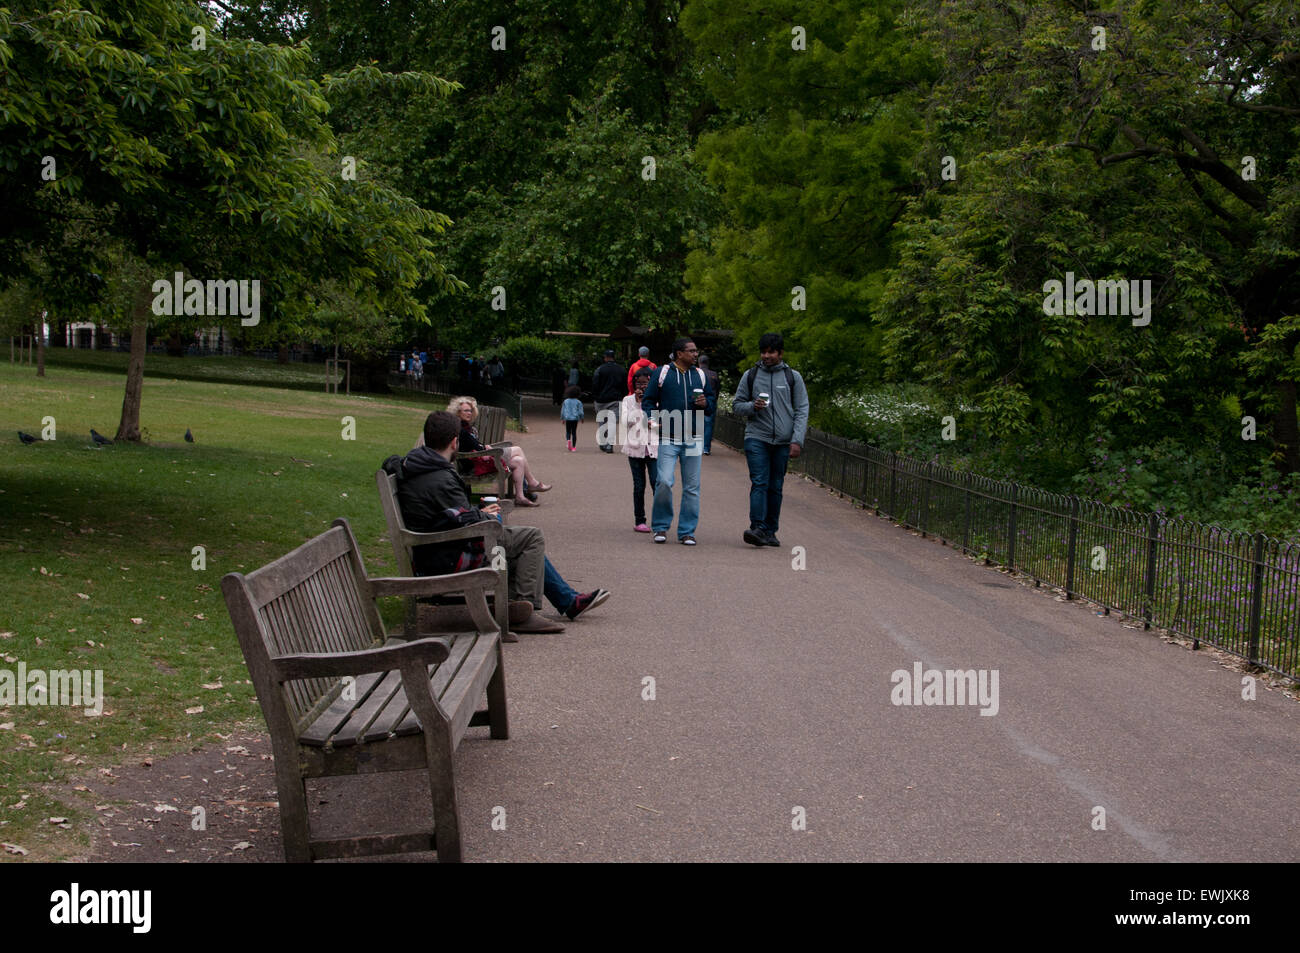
[185,706,204,715]
[2,843,28,856]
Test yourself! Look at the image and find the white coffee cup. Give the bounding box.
[480,496,498,504]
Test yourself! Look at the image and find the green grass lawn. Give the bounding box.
[42,347,341,389]
[0,361,431,859]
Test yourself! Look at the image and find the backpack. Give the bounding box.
[744,363,795,402]
[658,363,707,391]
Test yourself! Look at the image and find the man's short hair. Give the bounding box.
[423,411,460,451]
[638,346,650,357]
[633,367,652,383]
[758,332,784,353]
[671,336,694,358]
[698,354,710,367]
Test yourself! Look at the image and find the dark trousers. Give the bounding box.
[744,438,791,533]
[629,455,658,525]
[565,420,579,445]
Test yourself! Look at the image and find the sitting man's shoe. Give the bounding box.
[566,588,611,620]
[524,488,539,502]
[743,526,767,547]
[510,611,567,634]
[653,532,667,543]
[763,533,780,546]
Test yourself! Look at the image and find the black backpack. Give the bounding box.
[744,363,796,403]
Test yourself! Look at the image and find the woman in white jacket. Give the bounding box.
[621,368,659,532]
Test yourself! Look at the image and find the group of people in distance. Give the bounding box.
[381,332,808,636]
[591,333,809,548]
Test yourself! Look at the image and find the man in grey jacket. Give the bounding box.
[731,332,809,547]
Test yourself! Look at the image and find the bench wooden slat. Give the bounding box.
[364,632,477,742]
[444,636,500,744]
[298,671,386,746]
[243,526,353,609]
[310,831,437,861]
[328,670,405,747]
[395,631,490,736]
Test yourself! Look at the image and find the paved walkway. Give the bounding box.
[88,396,1300,862]
[358,398,1299,861]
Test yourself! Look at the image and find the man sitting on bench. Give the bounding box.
[383,411,610,633]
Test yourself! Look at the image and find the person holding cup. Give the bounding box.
[640,336,714,545]
[732,332,809,548]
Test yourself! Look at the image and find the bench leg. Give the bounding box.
[425,721,464,863]
[275,759,312,863]
[487,642,509,740]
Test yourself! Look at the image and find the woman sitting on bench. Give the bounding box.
[447,395,552,507]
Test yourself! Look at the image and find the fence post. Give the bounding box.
[1065,496,1080,600]
[839,437,849,499]
[1007,483,1018,568]
[888,451,898,519]
[921,462,931,537]
[1143,512,1159,630]
[1248,532,1265,665]
[962,472,973,554]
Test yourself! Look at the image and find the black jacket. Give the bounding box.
[591,360,626,403]
[381,446,488,576]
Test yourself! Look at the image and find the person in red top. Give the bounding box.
[627,345,657,393]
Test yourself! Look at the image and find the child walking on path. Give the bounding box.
[621,368,658,531]
[561,385,584,451]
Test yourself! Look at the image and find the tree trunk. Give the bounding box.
[277,343,289,364]
[1274,378,1300,478]
[116,284,152,442]
[35,314,45,378]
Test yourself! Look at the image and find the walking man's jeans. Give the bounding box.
[652,440,702,538]
[743,438,791,534]
[628,455,658,525]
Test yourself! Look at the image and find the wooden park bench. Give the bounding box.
[221,517,508,863]
[376,469,515,642]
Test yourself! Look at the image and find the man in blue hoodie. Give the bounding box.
[382,411,610,624]
[641,336,714,545]
[732,332,809,547]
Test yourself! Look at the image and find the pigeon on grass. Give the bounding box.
[184,428,194,443]
[17,431,37,444]
[90,429,113,446]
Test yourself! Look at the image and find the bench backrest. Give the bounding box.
[376,470,417,578]
[222,520,384,734]
[477,405,507,446]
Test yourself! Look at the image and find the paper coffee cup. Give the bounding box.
[758,392,769,400]
[480,496,498,504]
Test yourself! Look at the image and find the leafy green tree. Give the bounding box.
[681,0,937,388]
[1,1,461,439]
[878,0,1300,474]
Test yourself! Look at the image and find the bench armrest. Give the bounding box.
[367,567,499,599]
[272,635,452,682]
[397,520,503,548]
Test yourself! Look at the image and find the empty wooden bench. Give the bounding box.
[221,517,508,862]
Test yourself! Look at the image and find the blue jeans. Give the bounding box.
[652,440,702,537]
[744,438,791,533]
[703,411,715,453]
[543,557,576,614]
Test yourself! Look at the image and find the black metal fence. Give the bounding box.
[388,371,523,422]
[713,414,1300,680]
